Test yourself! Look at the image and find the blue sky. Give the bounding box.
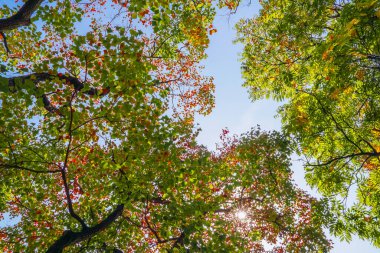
[196,2,379,252]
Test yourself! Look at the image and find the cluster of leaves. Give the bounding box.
[237,0,380,246]
[209,128,331,253]
[0,0,332,252]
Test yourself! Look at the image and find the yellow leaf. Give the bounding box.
[322,51,329,60]
[376,145,380,153]
[358,0,377,9]
[209,28,217,35]
[349,28,357,37]
[376,9,380,18]
[356,69,365,80]
[330,89,340,99]
[346,18,360,30]
[351,51,365,58]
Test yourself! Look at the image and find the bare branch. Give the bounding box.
[0,0,44,32]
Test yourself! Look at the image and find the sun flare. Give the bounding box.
[235,210,247,220]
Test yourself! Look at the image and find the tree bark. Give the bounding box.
[0,72,84,92]
[0,0,44,31]
[46,204,124,253]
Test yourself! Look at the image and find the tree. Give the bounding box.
[236,0,380,246]
[0,0,330,252]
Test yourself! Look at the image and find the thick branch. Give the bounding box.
[42,94,60,114]
[1,72,86,114]
[0,72,108,95]
[0,72,84,91]
[0,0,44,31]
[46,204,124,253]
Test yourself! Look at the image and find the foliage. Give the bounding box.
[237,0,380,246]
[0,0,330,252]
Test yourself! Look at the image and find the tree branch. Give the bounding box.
[302,90,365,153]
[0,0,44,32]
[0,72,97,115]
[0,32,10,54]
[307,152,379,167]
[42,94,61,115]
[0,72,84,92]
[0,163,61,174]
[0,72,110,97]
[46,204,124,253]
[60,91,87,229]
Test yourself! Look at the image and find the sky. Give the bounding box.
[195,2,379,253]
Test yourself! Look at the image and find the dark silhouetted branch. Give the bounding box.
[0,0,43,31]
[46,204,124,253]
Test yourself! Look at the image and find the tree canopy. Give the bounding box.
[0,0,331,252]
[237,0,380,246]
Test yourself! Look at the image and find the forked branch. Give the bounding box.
[46,204,124,253]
